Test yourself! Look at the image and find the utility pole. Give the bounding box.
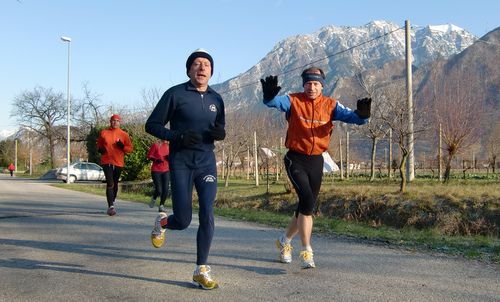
[346,130,350,179]
[388,128,393,179]
[14,139,18,172]
[28,128,32,175]
[339,137,344,180]
[406,19,415,181]
[438,123,443,181]
[254,131,259,186]
[221,143,225,180]
[246,147,250,180]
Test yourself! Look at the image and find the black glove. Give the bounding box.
[355,97,372,119]
[208,122,226,141]
[116,140,125,149]
[98,147,106,154]
[154,159,163,164]
[179,130,202,148]
[260,75,281,103]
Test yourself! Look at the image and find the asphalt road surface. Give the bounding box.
[0,174,498,302]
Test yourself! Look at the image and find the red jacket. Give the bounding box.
[8,163,14,171]
[97,127,133,167]
[147,141,170,172]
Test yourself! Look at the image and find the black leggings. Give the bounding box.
[151,171,170,205]
[284,151,324,216]
[102,164,122,207]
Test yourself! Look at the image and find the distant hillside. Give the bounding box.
[416,26,500,119]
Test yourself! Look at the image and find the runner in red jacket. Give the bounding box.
[147,140,170,213]
[8,163,15,177]
[96,114,133,216]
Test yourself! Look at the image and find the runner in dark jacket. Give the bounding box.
[145,49,225,290]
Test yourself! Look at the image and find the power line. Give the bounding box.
[217,26,404,96]
[65,26,407,115]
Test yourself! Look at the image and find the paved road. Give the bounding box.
[0,174,498,302]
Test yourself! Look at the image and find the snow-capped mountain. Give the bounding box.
[0,129,16,140]
[212,20,477,111]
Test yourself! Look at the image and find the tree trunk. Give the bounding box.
[47,132,57,169]
[370,137,378,181]
[224,160,230,187]
[493,156,497,174]
[444,152,456,183]
[399,148,409,192]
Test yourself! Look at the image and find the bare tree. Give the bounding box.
[354,71,390,181]
[73,82,104,131]
[219,108,284,186]
[378,82,429,192]
[141,87,163,113]
[220,111,251,186]
[433,69,485,182]
[486,123,500,174]
[11,86,66,168]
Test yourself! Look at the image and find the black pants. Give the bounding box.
[102,164,122,207]
[151,171,170,205]
[284,151,324,216]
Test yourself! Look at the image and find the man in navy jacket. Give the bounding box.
[145,49,225,290]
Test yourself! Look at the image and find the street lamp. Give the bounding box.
[61,36,71,183]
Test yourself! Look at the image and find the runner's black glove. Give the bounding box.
[208,122,226,141]
[116,139,125,149]
[179,130,202,148]
[98,147,106,154]
[355,98,372,119]
[154,159,163,164]
[260,75,281,103]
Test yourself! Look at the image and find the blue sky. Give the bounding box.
[1,0,498,133]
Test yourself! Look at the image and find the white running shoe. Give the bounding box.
[106,206,116,216]
[192,265,219,290]
[275,239,293,263]
[151,212,167,248]
[300,250,316,269]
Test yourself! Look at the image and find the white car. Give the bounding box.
[56,162,106,183]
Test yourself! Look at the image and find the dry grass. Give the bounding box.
[216,178,500,238]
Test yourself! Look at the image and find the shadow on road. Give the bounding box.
[0,257,193,288]
[0,237,287,282]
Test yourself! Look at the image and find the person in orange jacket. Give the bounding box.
[147,139,170,212]
[96,114,133,216]
[8,163,15,177]
[261,67,371,268]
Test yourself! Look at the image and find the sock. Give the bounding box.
[280,234,291,245]
[195,264,207,274]
[304,245,313,252]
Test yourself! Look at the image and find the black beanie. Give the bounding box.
[186,49,214,76]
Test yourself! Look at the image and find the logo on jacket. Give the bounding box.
[203,175,216,182]
[209,104,217,112]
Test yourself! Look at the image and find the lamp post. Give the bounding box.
[61,36,71,183]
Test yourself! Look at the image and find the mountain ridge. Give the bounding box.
[212,20,477,112]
